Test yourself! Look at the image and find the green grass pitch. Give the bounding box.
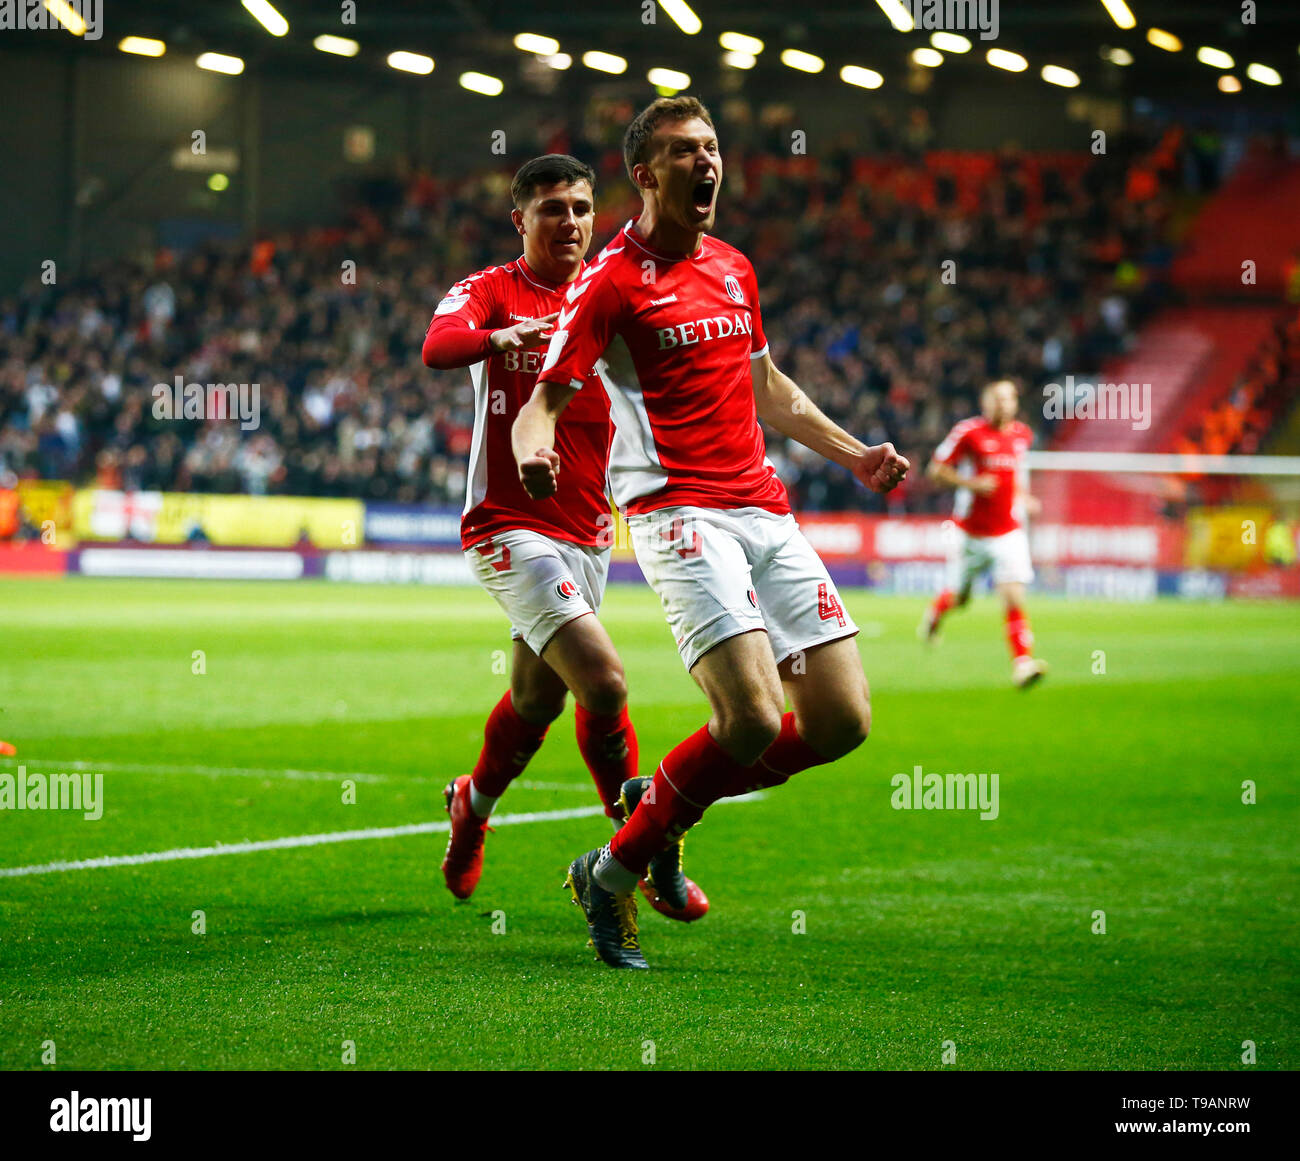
[0,577,1296,1070]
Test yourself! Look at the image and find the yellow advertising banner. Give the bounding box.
[71,489,363,548]
[17,480,74,532]
[1185,506,1270,570]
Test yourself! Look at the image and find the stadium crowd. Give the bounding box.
[0,101,1187,514]
[1175,306,1300,458]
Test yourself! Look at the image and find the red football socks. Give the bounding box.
[609,725,746,875]
[1005,605,1034,659]
[574,704,638,819]
[732,712,831,795]
[931,588,956,623]
[610,714,834,874]
[470,691,549,800]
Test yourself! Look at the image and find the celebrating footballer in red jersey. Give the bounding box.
[921,378,1048,688]
[514,97,909,969]
[421,154,707,920]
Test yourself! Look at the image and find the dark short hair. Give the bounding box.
[623,96,715,183]
[510,154,596,209]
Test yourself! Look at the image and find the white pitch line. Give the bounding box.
[0,804,607,879]
[6,759,390,784]
[6,761,600,790]
[0,791,765,880]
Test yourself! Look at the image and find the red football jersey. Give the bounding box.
[538,219,789,517]
[423,257,613,550]
[933,417,1033,537]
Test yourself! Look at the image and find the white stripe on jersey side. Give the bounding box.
[464,353,491,516]
[596,333,669,508]
[935,417,981,524]
[953,460,973,522]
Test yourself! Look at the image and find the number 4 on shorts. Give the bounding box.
[817,583,846,628]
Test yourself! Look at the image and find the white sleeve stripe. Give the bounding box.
[935,419,977,462]
[750,344,769,360]
[569,377,583,389]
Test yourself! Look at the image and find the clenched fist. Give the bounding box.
[519,447,561,500]
[853,442,910,494]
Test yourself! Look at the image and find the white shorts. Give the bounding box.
[946,526,1035,592]
[465,529,609,655]
[628,505,858,671]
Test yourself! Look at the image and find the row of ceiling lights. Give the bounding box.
[101,0,1286,96]
[1096,0,1284,91]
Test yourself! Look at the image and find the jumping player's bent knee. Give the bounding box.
[573,668,628,717]
[510,681,568,725]
[802,698,871,762]
[713,703,783,766]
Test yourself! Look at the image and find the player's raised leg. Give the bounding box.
[567,630,781,964]
[740,520,870,789]
[582,623,872,959]
[541,569,710,922]
[585,629,785,913]
[611,627,779,925]
[758,636,871,790]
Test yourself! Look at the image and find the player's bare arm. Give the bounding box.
[1016,478,1043,516]
[752,351,909,494]
[512,377,577,499]
[927,459,996,495]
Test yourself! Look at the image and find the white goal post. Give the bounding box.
[1027,452,1300,477]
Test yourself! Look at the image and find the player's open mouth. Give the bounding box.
[691,178,716,216]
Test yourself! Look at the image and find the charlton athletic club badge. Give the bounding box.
[724,274,744,304]
[556,579,579,600]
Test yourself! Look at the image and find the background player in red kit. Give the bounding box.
[513,98,909,968]
[921,378,1048,688]
[421,154,706,919]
